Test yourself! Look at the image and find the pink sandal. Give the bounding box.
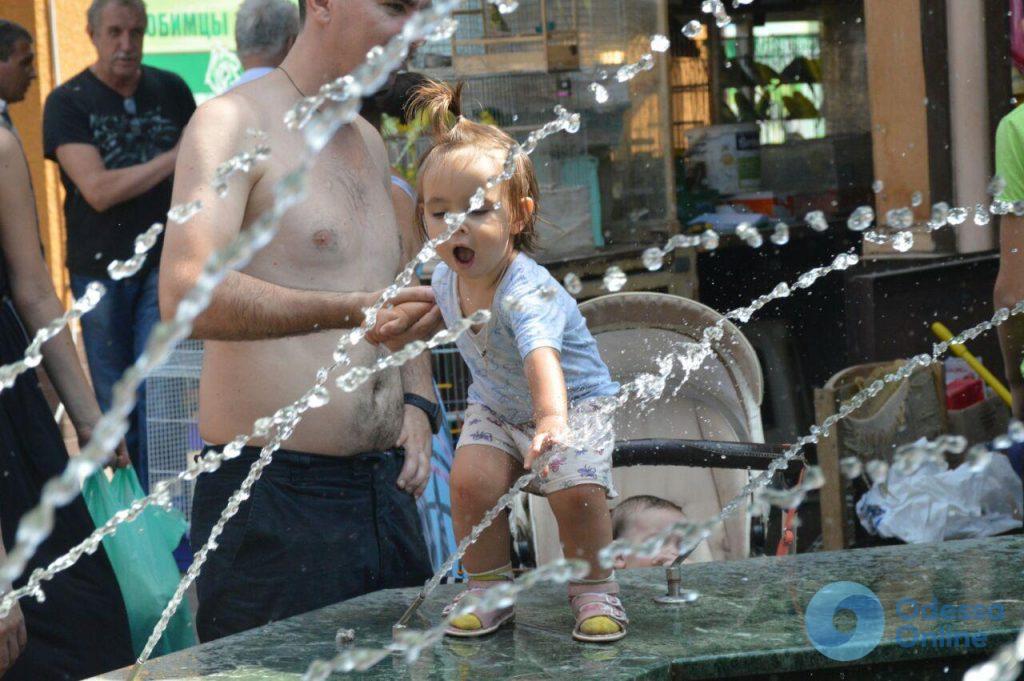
[443,580,515,638]
[568,581,629,643]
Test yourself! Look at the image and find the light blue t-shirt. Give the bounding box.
[432,253,619,424]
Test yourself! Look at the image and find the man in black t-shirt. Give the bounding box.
[43,0,195,490]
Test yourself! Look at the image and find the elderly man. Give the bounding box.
[229,0,300,91]
[43,0,196,492]
[0,20,135,680]
[160,0,440,641]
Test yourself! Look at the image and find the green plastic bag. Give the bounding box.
[82,467,197,658]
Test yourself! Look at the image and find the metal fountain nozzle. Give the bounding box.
[653,541,702,605]
[393,592,427,640]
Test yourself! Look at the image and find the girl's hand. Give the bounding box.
[75,422,131,468]
[525,414,568,473]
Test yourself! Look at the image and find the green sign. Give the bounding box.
[141,0,296,100]
[145,1,238,53]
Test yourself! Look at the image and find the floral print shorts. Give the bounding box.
[457,397,618,498]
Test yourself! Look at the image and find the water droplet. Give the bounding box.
[973,204,991,226]
[947,207,969,225]
[965,444,992,472]
[911,191,923,207]
[428,17,458,41]
[885,207,913,230]
[847,205,874,232]
[1009,420,1024,442]
[872,179,884,194]
[307,386,331,408]
[736,221,763,248]
[650,34,670,52]
[563,273,583,296]
[495,0,519,14]
[682,20,703,39]
[805,210,829,232]
[988,174,1007,197]
[167,200,203,224]
[928,202,950,230]
[892,230,914,252]
[865,459,889,483]
[589,82,609,104]
[770,222,790,245]
[700,229,720,250]
[840,456,863,479]
[642,247,665,271]
[603,266,628,292]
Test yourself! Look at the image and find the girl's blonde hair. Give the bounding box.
[409,80,540,253]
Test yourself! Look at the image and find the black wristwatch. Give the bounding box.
[404,393,441,434]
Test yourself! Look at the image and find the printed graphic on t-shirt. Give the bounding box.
[89,107,179,169]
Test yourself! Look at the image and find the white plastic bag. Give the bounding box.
[856,451,1023,544]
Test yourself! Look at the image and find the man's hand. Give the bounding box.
[0,599,26,675]
[396,405,433,498]
[364,286,442,351]
[525,414,569,474]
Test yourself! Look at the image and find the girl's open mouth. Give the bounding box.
[454,246,475,266]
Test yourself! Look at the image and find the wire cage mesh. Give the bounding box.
[404,0,672,260]
[145,339,203,522]
[430,344,472,434]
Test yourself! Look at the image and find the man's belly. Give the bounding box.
[197,333,404,456]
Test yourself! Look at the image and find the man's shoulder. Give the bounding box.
[143,64,187,87]
[187,90,260,138]
[0,125,22,155]
[45,69,93,105]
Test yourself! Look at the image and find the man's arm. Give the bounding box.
[159,96,433,341]
[995,214,1024,418]
[53,143,178,213]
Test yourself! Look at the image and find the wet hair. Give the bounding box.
[611,495,684,540]
[362,71,431,131]
[409,79,540,253]
[87,0,147,32]
[0,20,32,62]
[236,0,299,58]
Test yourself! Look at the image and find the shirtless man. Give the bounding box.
[159,0,441,641]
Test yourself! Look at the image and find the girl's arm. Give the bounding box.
[524,346,569,470]
[0,129,128,465]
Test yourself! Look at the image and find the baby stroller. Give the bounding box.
[524,292,799,566]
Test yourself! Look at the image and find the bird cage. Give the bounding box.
[451,0,581,75]
[145,339,204,522]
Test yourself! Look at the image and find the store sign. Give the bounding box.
[142,0,251,100]
[144,1,239,54]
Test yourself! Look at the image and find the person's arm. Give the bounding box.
[54,144,178,214]
[0,130,129,466]
[995,214,1024,418]
[0,532,27,676]
[524,347,569,471]
[159,96,435,341]
[390,181,435,496]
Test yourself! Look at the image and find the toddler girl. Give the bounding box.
[409,81,627,642]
